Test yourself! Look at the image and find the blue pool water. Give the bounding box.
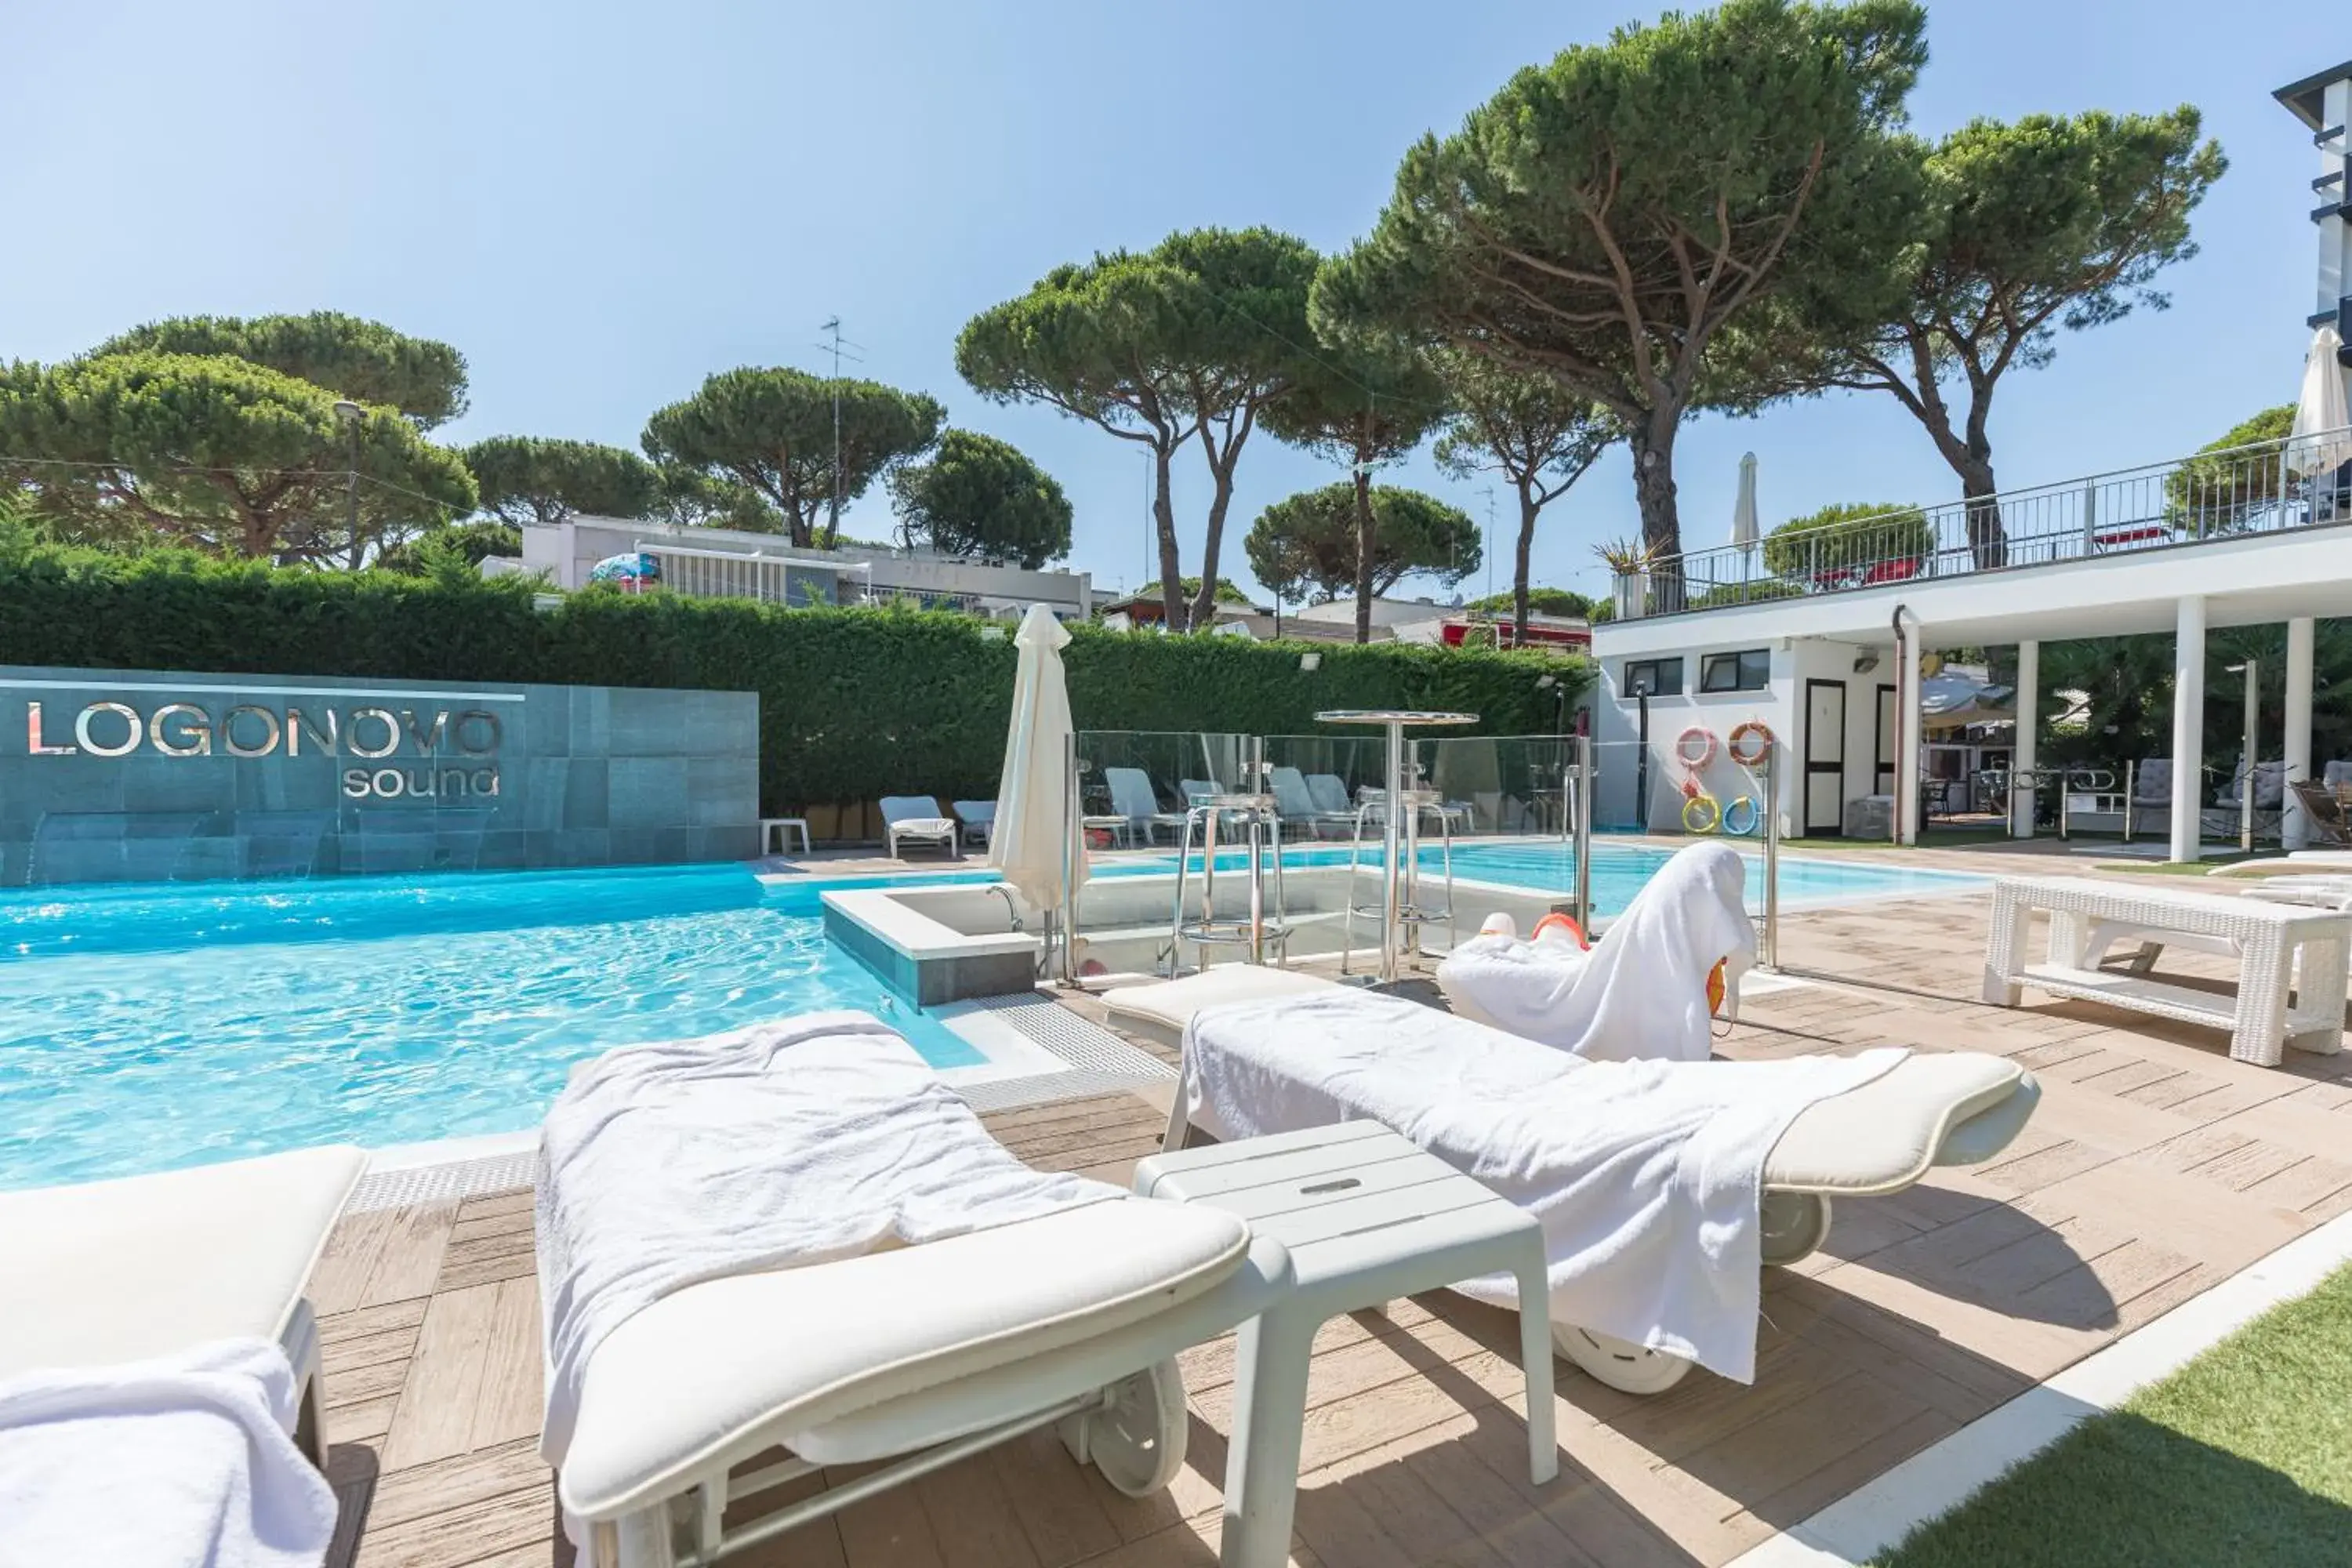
[1121,840,1980,913]
[0,866,982,1190]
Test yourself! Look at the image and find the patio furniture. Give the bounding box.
[879,797,961,860]
[1102,768,1169,847]
[949,800,995,848]
[1341,786,1458,975]
[547,1021,1295,1568]
[760,816,812,856]
[1134,1122,1559,1567]
[2292,779,2352,848]
[1265,766,1350,840]
[2,1143,367,1467]
[1982,876,2350,1065]
[1110,966,2038,1394]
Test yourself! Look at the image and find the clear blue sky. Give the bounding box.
[2,2,2341,607]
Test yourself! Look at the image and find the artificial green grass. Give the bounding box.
[1875,1261,2352,1566]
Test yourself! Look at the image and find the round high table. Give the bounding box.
[1314,709,1476,982]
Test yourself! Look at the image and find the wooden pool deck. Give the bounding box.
[316,874,2352,1567]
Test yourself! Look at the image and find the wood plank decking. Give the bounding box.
[318,887,2352,1568]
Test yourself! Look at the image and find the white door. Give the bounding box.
[1805,680,1847,835]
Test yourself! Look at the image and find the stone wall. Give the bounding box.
[0,666,758,883]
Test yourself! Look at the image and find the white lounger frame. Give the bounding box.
[577,1237,1294,1568]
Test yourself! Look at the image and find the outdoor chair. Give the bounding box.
[951,800,996,848]
[2291,779,2352,848]
[879,796,960,860]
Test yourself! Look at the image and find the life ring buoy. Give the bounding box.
[1722,796,1760,837]
[1682,793,1722,833]
[1675,726,1718,769]
[1533,911,1591,950]
[1727,720,1775,768]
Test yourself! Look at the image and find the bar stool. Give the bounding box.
[1167,793,1290,975]
[1342,786,1457,975]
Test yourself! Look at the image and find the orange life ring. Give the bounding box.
[1675,726,1717,769]
[1533,912,1591,950]
[1727,720,1775,768]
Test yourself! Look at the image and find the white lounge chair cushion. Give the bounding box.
[1102,965,1334,1050]
[1763,1054,2029,1194]
[561,1197,1250,1519]
[0,1145,365,1381]
[1112,969,2034,1196]
[891,819,958,837]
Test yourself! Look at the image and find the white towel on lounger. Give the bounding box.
[1185,988,1901,1381]
[535,1011,1120,1467]
[0,1337,336,1568]
[1437,840,1755,1061]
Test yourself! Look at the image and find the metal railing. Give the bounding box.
[1613,426,2352,618]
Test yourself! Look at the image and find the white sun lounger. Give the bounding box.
[1102,967,2036,1393]
[0,1145,366,1464]
[879,795,962,860]
[550,1024,1297,1568]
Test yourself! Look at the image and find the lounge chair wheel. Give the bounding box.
[1068,1356,1189,1497]
[1550,1322,1693,1396]
[1757,1192,1832,1268]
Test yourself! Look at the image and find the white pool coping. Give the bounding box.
[1726,1204,2352,1568]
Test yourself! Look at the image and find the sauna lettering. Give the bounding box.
[24,700,503,801]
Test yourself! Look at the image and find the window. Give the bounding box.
[1700,648,1772,693]
[1624,657,1682,696]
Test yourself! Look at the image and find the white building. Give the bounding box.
[1591,62,2352,858]
[515,515,1094,621]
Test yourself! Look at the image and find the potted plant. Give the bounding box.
[1597,536,1662,619]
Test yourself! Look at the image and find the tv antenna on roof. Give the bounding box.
[815,317,866,546]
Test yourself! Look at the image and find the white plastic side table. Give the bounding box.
[1133,1121,1557,1568]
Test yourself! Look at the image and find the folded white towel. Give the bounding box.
[0,1337,336,1568]
[1186,989,1900,1381]
[1439,840,1755,1061]
[536,1012,1120,1472]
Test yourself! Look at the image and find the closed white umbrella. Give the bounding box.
[2288,325,2352,477]
[1730,452,1759,568]
[989,604,1088,924]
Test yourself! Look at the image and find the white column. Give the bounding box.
[2169,595,2207,862]
[2285,616,2316,849]
[2012,639,2039,839]
[1896,618,1923,846]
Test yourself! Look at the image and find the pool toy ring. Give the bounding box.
[1532,911,1591,950]
[1722,796,1760,837]
[1727,720,1775,768]
[1682,793,1722,833]
[1675,727,1718,769]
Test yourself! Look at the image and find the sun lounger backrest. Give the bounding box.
[880,796,946,825]
[953,800,995,826]
[1268,767,1316,818]
[2132,759,2171,805]
[1102,768,1161,823]
[1178,779,1220,807]
[1306,774,1352,815]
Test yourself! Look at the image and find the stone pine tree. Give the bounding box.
[1244,483,1480,605]
[1314,0,1926,605]
[641,368,944,548]
[887,429,1074,568]
[461,436,662,527]
[1432,358,1618,642]
[1775,109,2224,567]
[957,228,1317,630]
[0,353,475,560]
[96,310,470,429]
[1260,325,1449,643]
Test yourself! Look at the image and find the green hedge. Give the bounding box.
[0,543,1590,811]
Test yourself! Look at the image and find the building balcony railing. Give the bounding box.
[1611,426,2352,619]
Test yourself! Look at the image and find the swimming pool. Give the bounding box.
[0,865,983,1190]
[1117,838,1980,913]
